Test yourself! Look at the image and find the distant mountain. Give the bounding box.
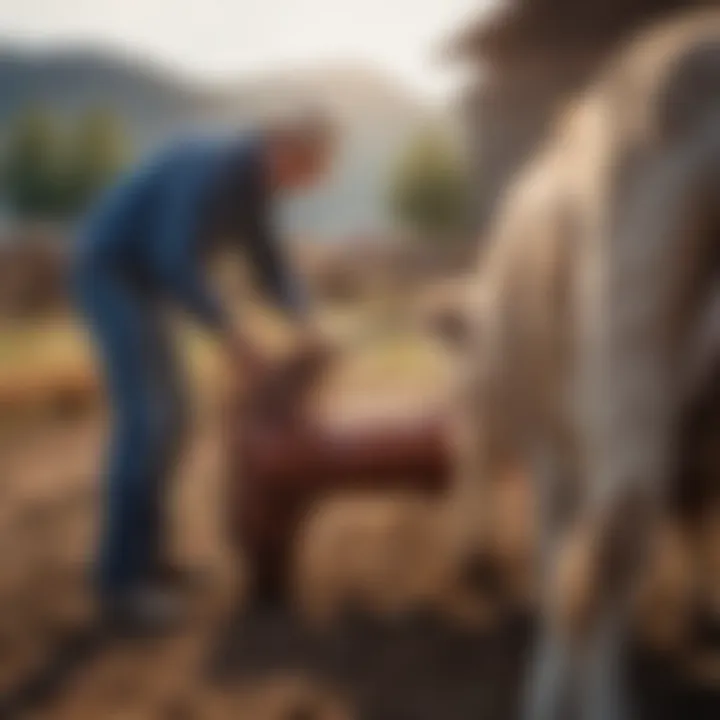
[0,46,442,237]
[0,48,203,150]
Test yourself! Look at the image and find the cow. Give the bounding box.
[439,11,720,719]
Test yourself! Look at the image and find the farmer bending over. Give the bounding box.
[72,113,335,634]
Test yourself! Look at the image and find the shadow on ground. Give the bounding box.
[208,606,720,720]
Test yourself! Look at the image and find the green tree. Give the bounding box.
[3,108,64,219]
[389,127,470,242]
[65,109,126,214]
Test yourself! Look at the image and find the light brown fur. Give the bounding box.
[447,11,720,719]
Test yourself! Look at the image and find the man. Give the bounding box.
[72,113,335,633]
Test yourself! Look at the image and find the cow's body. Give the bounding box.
[448,12,720,719]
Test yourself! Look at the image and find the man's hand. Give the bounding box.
[224,322,333,425]
[294,322,334,368]
[225,331,268,381]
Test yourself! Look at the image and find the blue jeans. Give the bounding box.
[73,261,188,595]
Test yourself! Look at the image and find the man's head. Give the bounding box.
[265,109,336,191]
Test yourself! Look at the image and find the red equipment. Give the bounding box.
[225,349,452,603]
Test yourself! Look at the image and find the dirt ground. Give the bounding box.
[1,305,720,720]
[1,405,720,720]
[0,409,518,720]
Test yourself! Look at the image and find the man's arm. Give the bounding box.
[244,181,311,323]
[155,152,230,333]
[143,143,267,379]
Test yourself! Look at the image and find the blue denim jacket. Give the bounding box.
[74,132,307,329]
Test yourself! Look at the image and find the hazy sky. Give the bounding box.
[0,0,491,98]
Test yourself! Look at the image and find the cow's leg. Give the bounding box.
[570,167,691,720]
[522,446,582,720]
[525,465,641,720]
[574,485,660,720]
